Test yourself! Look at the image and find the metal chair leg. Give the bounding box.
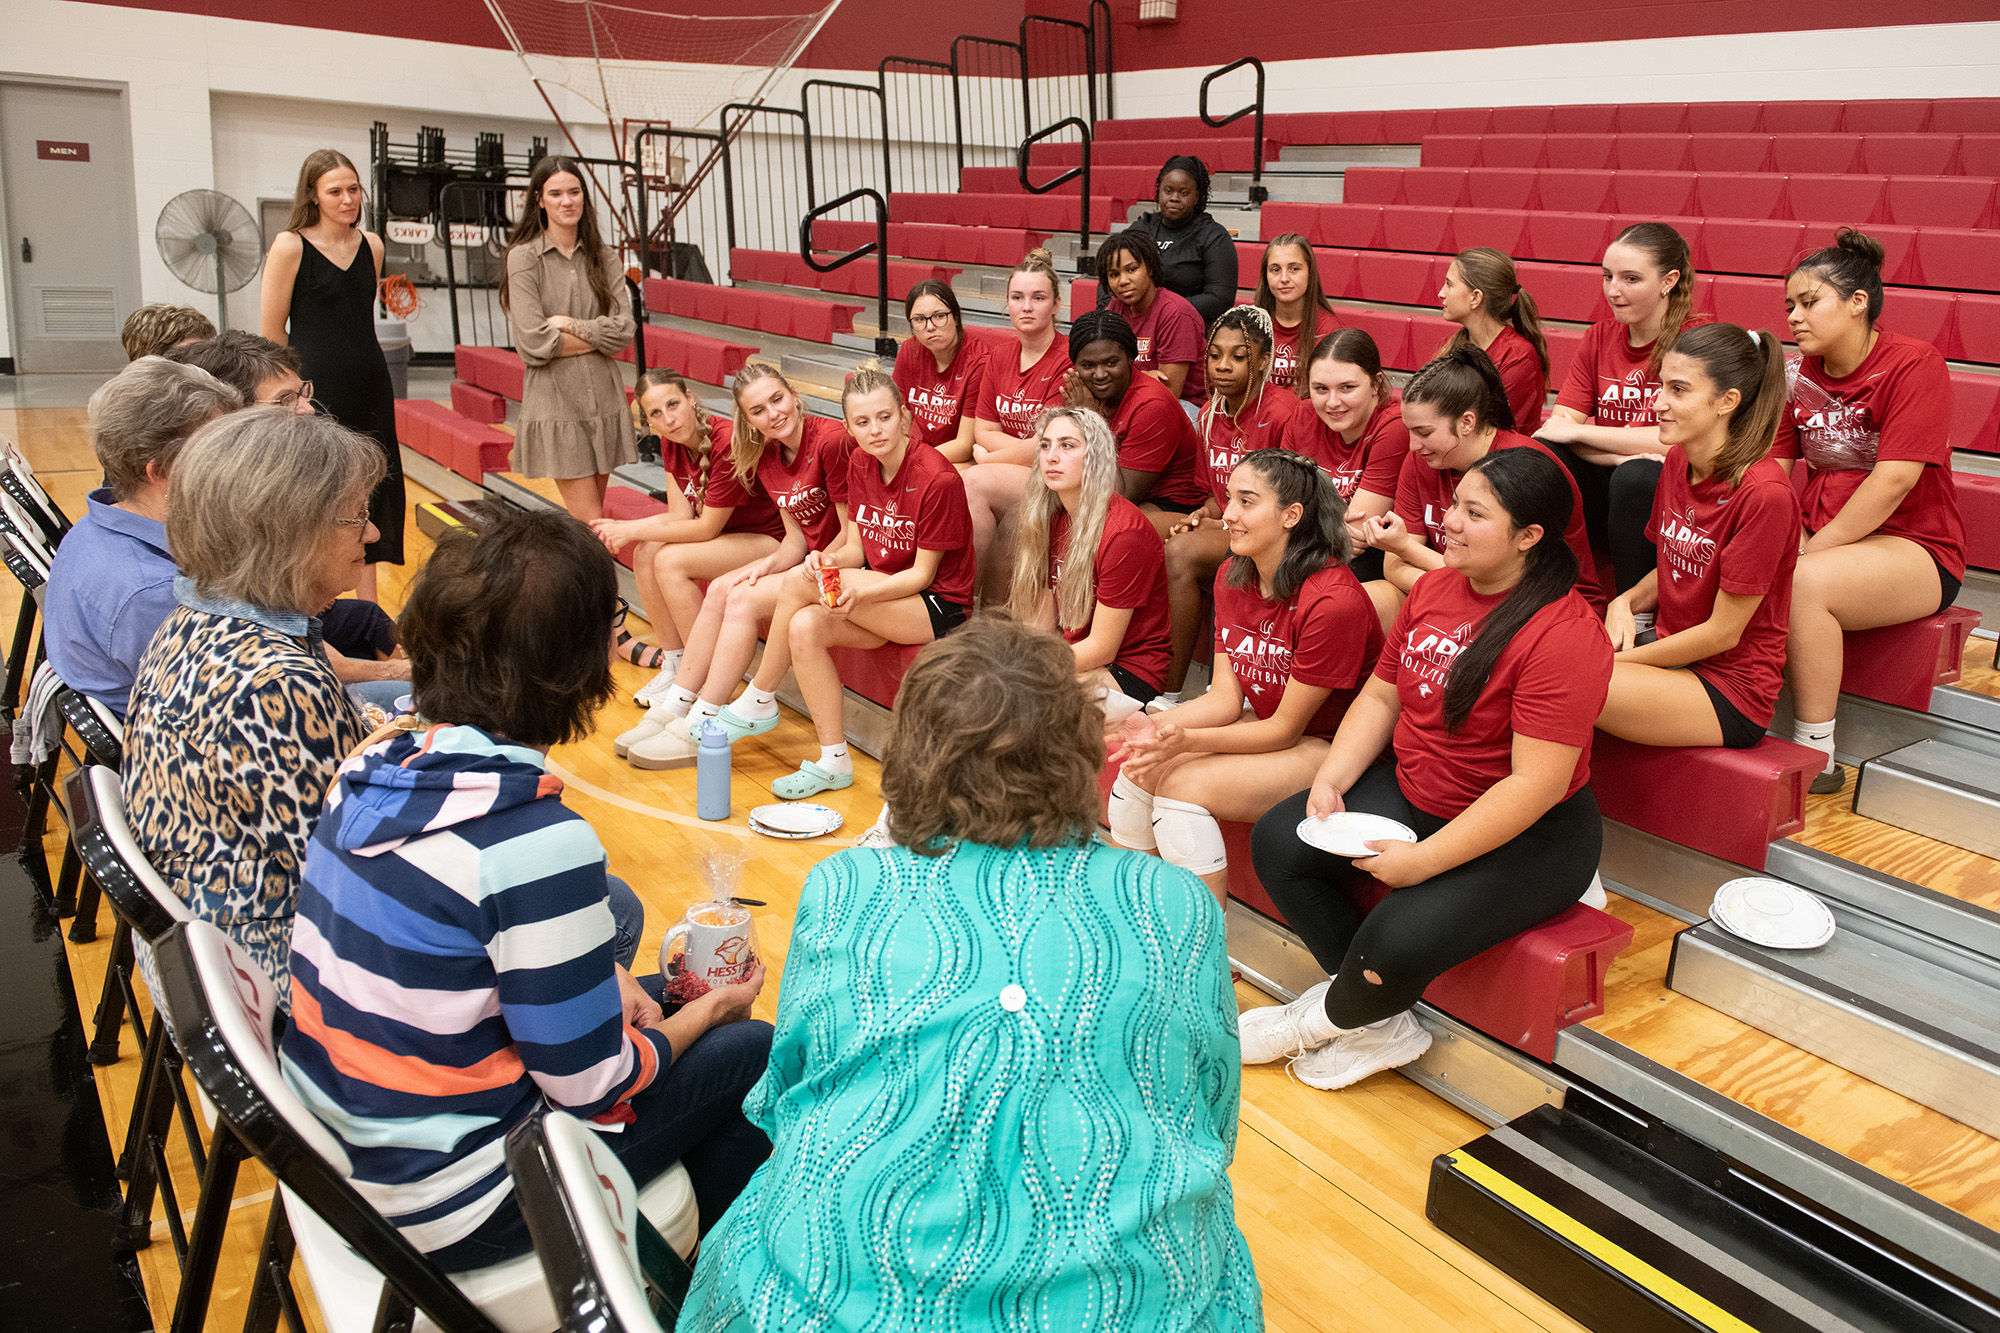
[167,1124,247,1333]
[88,917,134,1066]
[65,848,99,942]
[241,1195,304,1333]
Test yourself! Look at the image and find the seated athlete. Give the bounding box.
[1255,233,1342,394]
[1436,247,1549,434]
[893,279,987,465]
[1061,309,1207,519]
[1096,229,1206,402]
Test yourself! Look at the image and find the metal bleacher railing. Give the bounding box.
[1200,55,1267,204]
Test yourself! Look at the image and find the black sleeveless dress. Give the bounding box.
[289,234,405,564]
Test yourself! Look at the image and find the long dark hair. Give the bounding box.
[1438,247,1549,376]
[1667,322,1787,486]
[1253,233,1337,325]
[1441,449,1578,732]
[1300,327,1389,405]
[903,278,965,358]
[1403,343,1516,433]
[1788,227,1885,327]
[1224,448,1350,602]
[501,156,615,318]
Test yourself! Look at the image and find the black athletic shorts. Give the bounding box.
[1698,675,1767,750]
[923,593,969,640]
[1934,555,1963,616]
[1108,663,1160,704]
[1147,496,1202,515]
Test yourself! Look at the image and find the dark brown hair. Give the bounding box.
[1095,229,1165,297]
[882,615,1102,856]
[1403,343,1516,433]
[1300,327,1389,405]
[165,331,303,404]
[286,149,361,231]
[1253,233,1336,328]
[501,156,616,319]
[1788,227,1886,327]
[400,504,618,747]
[903,278,965,359]
[1224,448,1350,599]
[1609,222,1697,376]
[1666,322,1787,486]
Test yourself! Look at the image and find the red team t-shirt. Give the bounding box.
[1212,562,1385,738]
[976,338,1072,439]
[1394,431,1606,611]
[846,441,977,609]
[1107,372,1208,508]
[1485,326,1547,435]
[1282,394,1405,504]
[659,416,784,540]
[1377,572,1612,817]
[1049,495,1173,690]
[893,335,989,451]
[1650,450,1799,725]
[1770,331,1965,579]
[1269,308,1343,392]
[1198,384,1301,508]
[1116,288,1207,402]
[1554,315,1712,427]
[754,416,853,551]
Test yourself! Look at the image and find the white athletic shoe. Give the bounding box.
[1288,1009,1432,1090]
[627,715,699,770]
[1143,691,1184,716]
[634,666,679,707]
[613,703,673,759]
[851,810,897,850]
[1237,980,1334,1065]
[1580,872,1609,910]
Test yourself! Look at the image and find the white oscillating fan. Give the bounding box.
[155,189,263,330]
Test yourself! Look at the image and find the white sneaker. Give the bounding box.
[851,811,896,849]
[628,715,698,770]
[1580,872,1609,910]
[613,702,674,759]
[1237,980,1333,1064]
[1144,691,1183,716]
[1288,1009,1432,1090]
[634,666,679,707]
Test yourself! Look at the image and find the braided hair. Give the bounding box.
[1068,308,1139,364]
[1199,304,1275,440]
[634,369,715,514]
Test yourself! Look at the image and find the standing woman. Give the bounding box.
[1095,230,1206,401]
[1256,234,1341,392]
[893,279,987,465]
[1061,310,1206,517]
[1130,155,1239,326]
[1244,448,1611,1090]
[965,249,1071,562]
[501,156,637,523]
[717,365,974,799]
[1436,247,1550,435]
[259,149,404,601]
[1108,450,1383,906]
[1154,306,1297,707]
[1007,407,1173,723]
[1777,230,1965,793]
[1598,323,1796,749]
[589,370,782,682]
[1536,223,1706,598]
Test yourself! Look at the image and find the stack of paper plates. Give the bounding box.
[748,802,843,840]
[1710,877,1836,949]
[1295,812,1418,857]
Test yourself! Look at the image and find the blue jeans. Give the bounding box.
[606,874,643,970]
[427,977,774,1272]
[344,679,409,713]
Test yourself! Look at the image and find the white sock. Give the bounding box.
[663,685,699,717]
[1297,990,1344,1046]
[734,686,778,721]
[656,649,683,677]
[687,699,721,727]
[817,744,852,773]
[1792,717,1837,772]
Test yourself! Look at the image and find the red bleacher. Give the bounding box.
[449,379,506,425]
[454,344,524,402]
[610,324,757,387]
[887,192,1125,234]
[1839,606,1983,712]
[811,219,1051,268]
[600,486,671,570]
[728,247,959,299]
[1591,734,1825,871]
[645,276,861,344]
[394,397,513,483]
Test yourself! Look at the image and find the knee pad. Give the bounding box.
[1107,771,1157,850]
[1151,797,1228,876]
[1098,688,1144,728]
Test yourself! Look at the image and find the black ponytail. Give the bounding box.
[1403,343,1516,434]
[1225,448,1350,601]
[1441,448,1579,732]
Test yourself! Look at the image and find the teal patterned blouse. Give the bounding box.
[677,839,1262,1332]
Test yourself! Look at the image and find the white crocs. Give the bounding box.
[1237,980,1334,1065]
[1288,1009,1432,1090]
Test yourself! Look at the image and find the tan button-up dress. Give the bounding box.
[505,233,638,478]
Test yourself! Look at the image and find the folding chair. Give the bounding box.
[507,1112,700,1333]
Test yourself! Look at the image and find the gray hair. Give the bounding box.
[86,357,241,501]
[167,409,386,613]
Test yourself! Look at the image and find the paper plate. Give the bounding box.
[749,818,828,841]
[749,802,842,836]
[1710,877,1836,950]
[1296,812,1418,858]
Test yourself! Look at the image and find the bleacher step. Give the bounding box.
[1213,167,1347,204]
[1279,143,1424,165]
[1856,738,2000,859]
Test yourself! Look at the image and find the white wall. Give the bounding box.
[1111,21,2000,120]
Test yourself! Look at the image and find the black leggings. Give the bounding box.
[1248,765,1601,1029]
[1542,440,1661,595]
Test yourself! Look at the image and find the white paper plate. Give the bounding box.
[1710,877,1836,950]
[749,818,828,841]
[749,802,842,836]
[1296,812,1418,858]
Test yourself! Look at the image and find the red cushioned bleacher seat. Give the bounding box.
[453,345,526,402]
[1324,110,1383,143]
[1694,172,1786,223]
[1518,261,1605,323]
[1544,326,1585,389]
[1956,297,2000,366]
[1890,289,1960,358]
[1314,247,1361,300]
[1615,134,1695,172]
[1914,229,2000,294]
[1538,170,1616,214]
[1405,168,1474,208]
[1760,102,1846,135]
[1592,733,1826,870]
[1260,202,1323,245]
[1408,314,1458,364]
[1839,607,1982,711]
[1784,173,1887,226]
[450,380,507,425]
[1449,208,1528,255]
[1933,100,2000,134]
[1859,134,1961,177]
[1959,136,2000,180]
[1316,204,1386,250]
[1769,134,1862,175]
[1380,205,1453,254]
[1949,371,2000,455]
[1616,103,1689,134]
[1381,110,1438,143]
[1841,100,1933,134]
[1544,135,1618,171]
[1353,251,1443,306]
[1339,308,1413,369]
[1421,136,1481,168]
[1688,135,1771,173]
[1479,135,1546,170]
[424,410,513,483]
[1433,107,1493,136]
[1960,472,2000,571]
[1705,275,1785,332]
[1884,176,1998,230]
[1701,218,1806,275]
[612,324,756,387]
[393,399,448,461]
[1519,211,1613,265]
[1342,166,1407,205]
[1492,106,1554,136]
[1549,105,1621,136]
[1464,168,1540,211]
[1611,170,1698,217]
[827,642,923,711]
[1685,103,1764,134]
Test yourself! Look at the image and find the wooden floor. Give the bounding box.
[8,398,1997,1329]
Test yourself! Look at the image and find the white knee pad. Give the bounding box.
[1097,688,1145,728]
[1107,771,1157,850]
[1151,797,1228,876]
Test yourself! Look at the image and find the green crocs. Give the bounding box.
[771,759,854,800]
[712,704,780,744]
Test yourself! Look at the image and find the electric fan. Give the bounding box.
[155,189,263,330]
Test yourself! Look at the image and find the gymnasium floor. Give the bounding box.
[5,372,1997,1331]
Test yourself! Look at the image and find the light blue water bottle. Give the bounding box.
[696,720,731,821]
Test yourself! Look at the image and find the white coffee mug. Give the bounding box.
[659,900,755,987]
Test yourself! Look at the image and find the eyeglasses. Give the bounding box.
[908,311,954,330]
[611,596,631,629]
[265,380,315,410]
[333,506,372,530]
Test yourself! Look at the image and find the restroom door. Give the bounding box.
[0,81,141,371]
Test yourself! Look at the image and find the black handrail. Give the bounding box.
[1199,56,1267,203]
[1020,15,1096,129]
[1018,116,1092,251]
[802,77,893,199]
[632,124,725,281]
[878,55,953,195]
[952,33,1030,178]
[1089,0,1114,121]
[799,188,898,359]
[721,102,813,254]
